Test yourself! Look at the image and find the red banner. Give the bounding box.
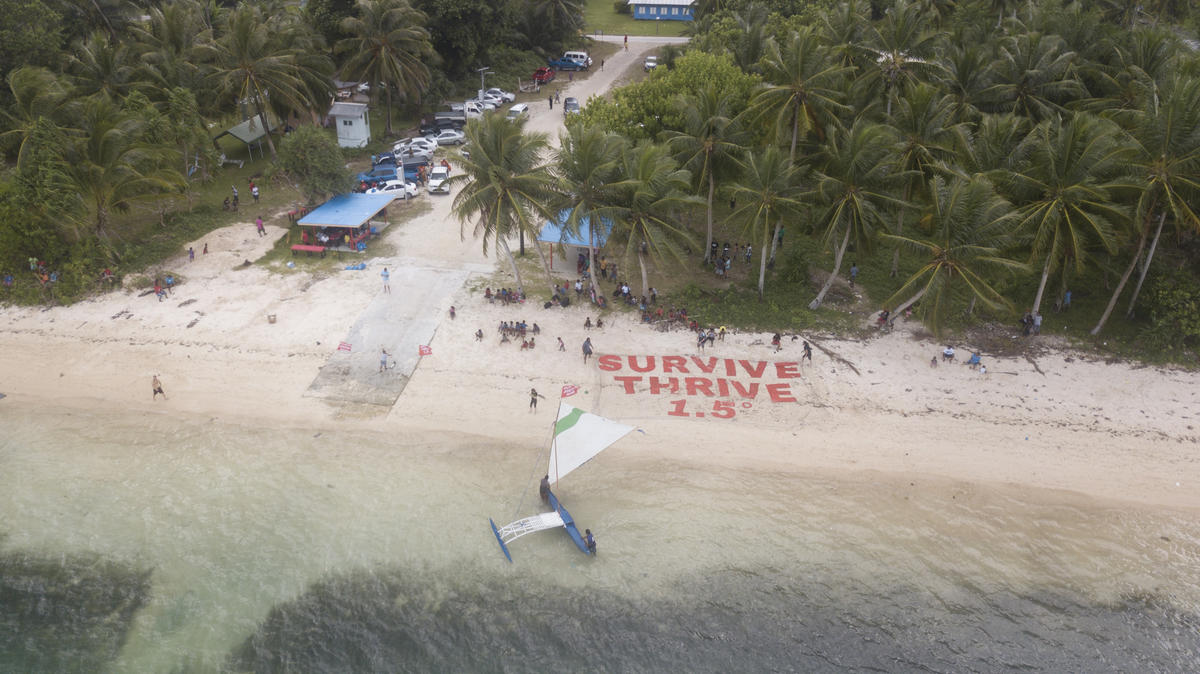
[418,345,432,356]
[561,384,579,398]
[337,342,352,352]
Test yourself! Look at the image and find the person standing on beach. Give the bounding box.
[529,387,545,411]
[585,529,596,554]
[557,337,565,351]
[255,216,265,237]
[381,267,390,293]
[202,243,208,255]
[548,95,553,110]
[802,340,813,362]
[251,184,260,203]
[1032,312,1042,335]
[152,375,166,400]
[540,474,551,503]
[188,247,194,262]
[849,262,858,287]
[379,348,391,373]
[582,337,593,363]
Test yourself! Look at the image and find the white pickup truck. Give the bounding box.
[435,100,486,124]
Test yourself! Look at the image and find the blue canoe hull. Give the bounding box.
[548,490,592,556]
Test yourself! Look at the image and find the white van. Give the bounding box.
[563,51,592,69]
[506,103,529,121]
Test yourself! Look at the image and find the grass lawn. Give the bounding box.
[582,0,690,37]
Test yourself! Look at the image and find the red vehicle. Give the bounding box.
[532,67,556,84]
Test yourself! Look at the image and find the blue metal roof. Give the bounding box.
[297,193,396,228]
[538,209,613,247]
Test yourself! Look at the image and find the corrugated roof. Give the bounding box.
[328,101,368,117]
[218,114,279,144]
[298,193,396,229]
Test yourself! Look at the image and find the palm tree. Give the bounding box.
[746,28,850,162]
[999,114,1131,316]
[203,5,327,159]
[727,146,806,300]
[981,32,1086,121]
[807,120,904,309]
[664,86,746,264]
[0,67,72,166]
[1091,76,1200,334]
[65,31,140,100]
[881,176,1025,333]
[554,124,626,294]
[887,83,966,276]
[608,143,698,299]
[937,43,993,124]
[130,0,210,96]
[731,3,770,72]
[526,0,583,45]
[449,114,556,295]
[337,0,434,136]
[57,97,185,241]
[858,0,947,118]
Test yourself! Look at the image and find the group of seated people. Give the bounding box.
[583,316,604,330]
[299,228,346,248]
[497,320,540,349]
[484,287,525,305]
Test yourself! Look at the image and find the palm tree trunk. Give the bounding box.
[889,285,928,323]
[638,249,650,299]
[757,223,772,300]
[1124,211,1167,318]
[891,183,911,277]
[250,81,278,160]
[789,107,799,164]
[1031,253,1052,315]
[532,239,556,296]
[809,226,851,309]
[704,171,714,262]
[1091,218,1151,335]
[498,236,524,293]
[384,86,393,136]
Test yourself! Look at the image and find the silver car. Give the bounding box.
[430,129,466,145]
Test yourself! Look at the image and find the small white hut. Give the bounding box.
[328,101,371,148]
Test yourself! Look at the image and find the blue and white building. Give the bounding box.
[627,0,695,21]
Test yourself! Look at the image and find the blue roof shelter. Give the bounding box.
[297,193,395,251]
[538,209,613,248]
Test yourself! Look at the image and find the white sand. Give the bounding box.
[2,38,1197,511]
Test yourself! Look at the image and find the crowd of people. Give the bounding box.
[485,287,526,305]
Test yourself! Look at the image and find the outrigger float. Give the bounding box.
[489,403,633,561]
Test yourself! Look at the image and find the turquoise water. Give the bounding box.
[2,406,1198,672]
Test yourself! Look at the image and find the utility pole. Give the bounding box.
[476,66,493,100]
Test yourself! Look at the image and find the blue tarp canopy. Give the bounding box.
[538,210,613,247]
[297,193,395,229]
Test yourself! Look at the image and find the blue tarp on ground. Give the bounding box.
[297,193,396,229]
[538,209,613,247]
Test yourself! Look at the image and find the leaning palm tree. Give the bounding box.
[607,143,698,299]
[337,0,434,136]
[886,83,967,276]
[553,124,627,294]
[999,114,1132,316]
[746,27,850,162]
[664,85,747,263]
[448,114,556,295]
[203,5,323,159]
[129,0,210,95]
[57,97,185,241]
[726,146,806,300]
[807,120,905,309]
[881,176,1026,334]
[65,31,141,100]
[1091,75,1200,334]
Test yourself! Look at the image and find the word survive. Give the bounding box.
[597,355,801,404]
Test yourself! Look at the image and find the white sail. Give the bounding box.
[547,403,633,483]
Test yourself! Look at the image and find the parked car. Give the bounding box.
[485,87,516,103]
[367,179,419,199]
[506,103,530,121]
[356,165,398,184]
[477,92,504,108]
[644,55,658,71]
[394,137,438,155]
[419,119,461,136]
[427,166,451,194]
[563,97,581,115]
[563,51,593,69]
[533,67,555,84]
[429,129,466,145]
[548,57,586,71]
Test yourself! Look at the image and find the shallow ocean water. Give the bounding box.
[1,407,1197,672]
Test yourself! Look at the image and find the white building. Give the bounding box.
[328,101,371,148]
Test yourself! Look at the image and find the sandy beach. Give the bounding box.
[2,36,1198,514]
